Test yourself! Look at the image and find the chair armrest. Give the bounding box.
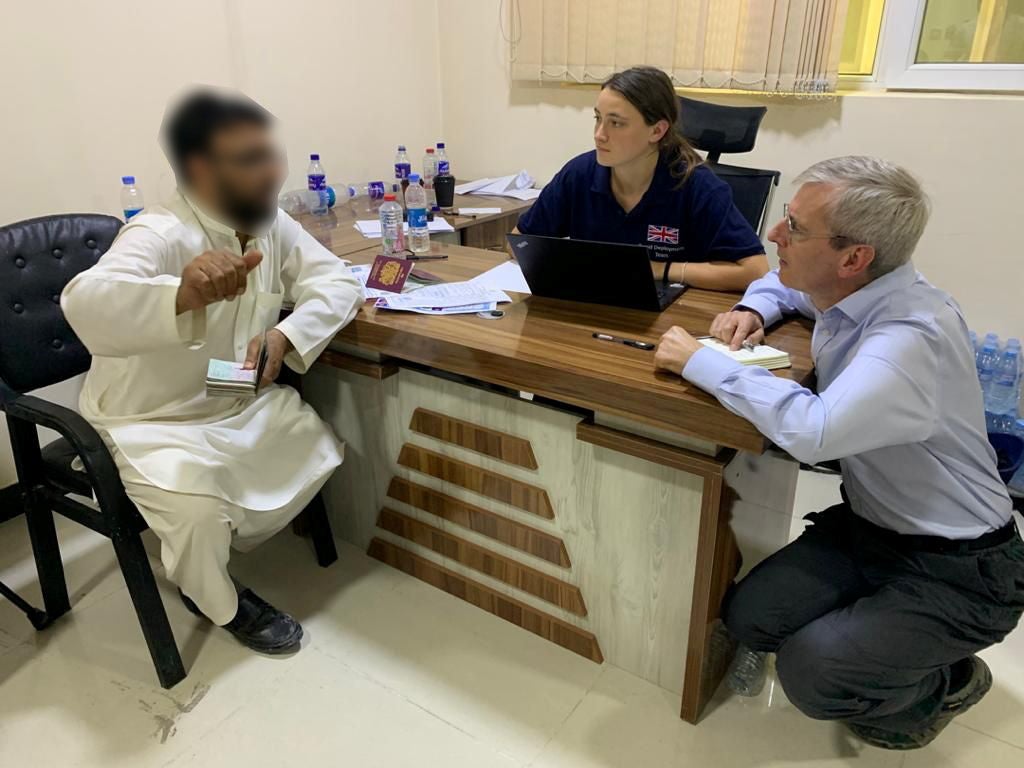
[3,393,128,508]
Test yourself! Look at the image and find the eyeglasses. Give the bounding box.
[783,203,853,245]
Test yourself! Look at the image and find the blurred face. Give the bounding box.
[593,88,668,168]
[189,122,286,232]
[766,182,851,297]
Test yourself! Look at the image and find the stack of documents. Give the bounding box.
[354,219,455,238]
[206,336,268,398]
[375,281,511,316]
[454,171,543,201]
[468,261,531,294]
[698,337,792,370]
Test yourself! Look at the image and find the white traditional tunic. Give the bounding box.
[62,191,362,622]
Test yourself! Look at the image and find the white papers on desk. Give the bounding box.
[468,261,531,294]
[454,171,542,200]
[375,281,511,315]
[354,219,455,238]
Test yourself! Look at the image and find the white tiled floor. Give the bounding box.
[1,472,1022,767]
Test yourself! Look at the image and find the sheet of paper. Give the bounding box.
[455,171,536,198]
[404,301,498,316]
[377,281,510,310]
[354,219,455,238]
[503,187,543,201]
[468,261,531,294]
[457,207,503,215]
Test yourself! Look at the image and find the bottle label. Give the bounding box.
[408,208,428,228]
[124,207,143,220]
[368,181,386,199]
[394,162,411,180]
[438,160,450,175]
[308,173,326,191]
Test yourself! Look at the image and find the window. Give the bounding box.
[840,0,886,77]
[841,0,1024,90]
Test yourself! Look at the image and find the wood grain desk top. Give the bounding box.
[332,242,814,454]
[296,193,534,258]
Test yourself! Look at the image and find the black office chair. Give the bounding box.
[0,213,338,689]
[677,95,781,237]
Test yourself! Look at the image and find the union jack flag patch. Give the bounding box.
[647,225,679,244]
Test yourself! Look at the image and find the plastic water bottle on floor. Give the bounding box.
[727,644,768,697]
[121,176,144,220]
[378,194,405,256]
[307,153,329,216]
[436,142,450,176]
[405,174,430,254]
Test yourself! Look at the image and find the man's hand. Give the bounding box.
[175,249,264,315]
[710,309,765,351]
[244,328,293,389]
[654,326,704,376]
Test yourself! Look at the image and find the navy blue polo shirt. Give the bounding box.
[517,150,764,263]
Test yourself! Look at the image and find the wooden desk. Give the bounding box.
[296,194,533,258]
[302,242,812,724]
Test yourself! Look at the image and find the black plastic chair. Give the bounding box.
[677,95,781,236]
[0,213,338,689]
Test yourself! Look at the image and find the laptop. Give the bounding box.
[506,233,688,312]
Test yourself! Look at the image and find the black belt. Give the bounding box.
[840,485,1019,554]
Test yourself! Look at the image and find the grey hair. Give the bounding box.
[794,156,931,278]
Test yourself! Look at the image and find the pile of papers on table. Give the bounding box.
[454,171,542,201]
[376,281,512,316]
[354,219,455,238]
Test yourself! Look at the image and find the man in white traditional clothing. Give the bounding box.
[61,89,363,654]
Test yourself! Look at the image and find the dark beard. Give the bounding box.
[217,183,277,233]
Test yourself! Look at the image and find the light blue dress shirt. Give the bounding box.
[683,263,1013,539]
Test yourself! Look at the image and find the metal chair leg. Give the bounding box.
[110,530,186,689]
[305,493,338,568]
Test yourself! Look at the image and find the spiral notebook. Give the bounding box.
[698,337,792,370]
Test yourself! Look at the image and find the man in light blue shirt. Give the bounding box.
[654,157,1023,750]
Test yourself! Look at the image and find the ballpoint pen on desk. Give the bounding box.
[404,254,449,261]
[592,332,655,351]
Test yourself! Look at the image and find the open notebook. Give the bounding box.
[698,337,792,370]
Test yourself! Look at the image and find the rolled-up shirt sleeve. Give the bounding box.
[682,320,940,465]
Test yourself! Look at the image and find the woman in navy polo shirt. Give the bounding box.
[515,67,768,292]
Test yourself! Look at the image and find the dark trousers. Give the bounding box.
[723,496,1024,731]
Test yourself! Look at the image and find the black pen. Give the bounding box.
[592,332,655,351]
[404,254,449,261]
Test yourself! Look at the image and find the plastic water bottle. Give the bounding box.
[307,153,328,216]
[279,187,340,215]
[405,174,430,254]
[436,142,451,176]
[990,348,1022,417]
[338,181,393,214]
[977,334,1001,376]
[378,194,405,256]
[121,176,144,220]
[422,148,438,207]
[394,145,411,183]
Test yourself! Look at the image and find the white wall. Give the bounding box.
[0,0,443,488]
[437,0,1024,340]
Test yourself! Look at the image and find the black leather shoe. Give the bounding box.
[179,586,303,655]
[847,656,992,750]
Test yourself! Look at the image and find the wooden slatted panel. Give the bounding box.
[398,444,554,519]
[387,477,570,567]
[368,538,603,663]
[410,408,539,470]
[377,507,586,616]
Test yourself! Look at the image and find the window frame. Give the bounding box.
[876,0,1024,92]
